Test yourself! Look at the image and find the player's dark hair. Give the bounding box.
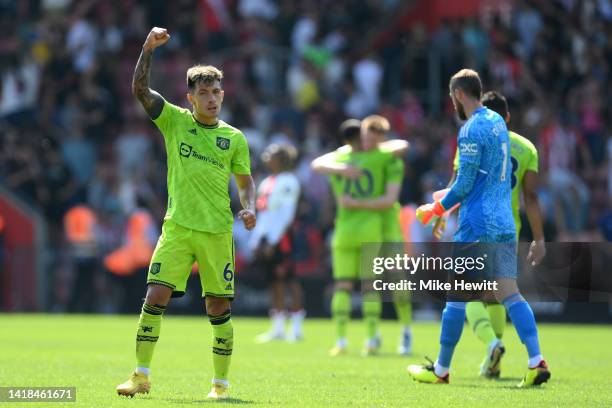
[481,91,509,119]
[186,65,223,90]
[339,119,361,144]
[449,69,482,100]
[261,143,298,171]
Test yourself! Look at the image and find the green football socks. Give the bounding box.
[362,292,382,340]
[331,290,351,340]
[393,291,412,327]
[466,301,498,346]
[136,303,165,370]
[486,303,506,339]
[209,310,233,382]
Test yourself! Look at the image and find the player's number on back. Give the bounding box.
[510,156,518,189]
[500,142,508,182]
[223,263,233,282]
[342,169,374,198]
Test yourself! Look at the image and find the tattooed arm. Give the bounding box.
[235,174,257,231]
[132,27,170,119]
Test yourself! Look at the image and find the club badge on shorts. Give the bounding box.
[150,262,161,275]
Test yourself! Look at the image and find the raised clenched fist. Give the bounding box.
[143,27,170,51]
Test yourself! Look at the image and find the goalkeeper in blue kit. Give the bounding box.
[408,69,550,388]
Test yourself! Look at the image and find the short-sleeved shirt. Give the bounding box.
[328,149,397,248]
[378,147,405,242]
[454,130,538,236]
[152,99,251,233]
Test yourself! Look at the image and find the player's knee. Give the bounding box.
[144,284,172,306]
[205,296,231,317]
[362,289,380,302]
[361,279,378,295]
[334,280,353,292]
[273,265,289,281]
[482,291,497,303]
[392,289,411,303]
[288,280,303,296]
[493,280,521,303]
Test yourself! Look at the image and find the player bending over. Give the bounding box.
[408,69,550,388]
[116,27,256,400]
[249,143,305,343]
[434,90,546,378]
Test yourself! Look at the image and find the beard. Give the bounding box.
[455,100,467,121]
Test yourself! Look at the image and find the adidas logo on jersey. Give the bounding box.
[225,283,233,291]
[188,128,197,135]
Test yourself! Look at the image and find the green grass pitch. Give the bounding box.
[1,314,611,407]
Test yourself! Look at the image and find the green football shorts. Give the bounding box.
[332,245,379,281]
[147,219,235,299]
[332,246,360,281]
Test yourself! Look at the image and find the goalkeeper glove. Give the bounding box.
[416,201,445,225]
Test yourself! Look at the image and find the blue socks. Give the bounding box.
[434,295,543,373]
[503,294,541,361]
[437,302,466,370]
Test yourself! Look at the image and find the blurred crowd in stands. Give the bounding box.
[0,0,610,312]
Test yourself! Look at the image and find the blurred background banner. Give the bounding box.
[0,0,610,318]
[0,185,47,311]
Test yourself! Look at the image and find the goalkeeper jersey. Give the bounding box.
[152,99,251,233]
[443,107,515,242]
[454,130,538,236]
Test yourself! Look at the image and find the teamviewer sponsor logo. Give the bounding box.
[180,142,193,157]
[178,141,225,169]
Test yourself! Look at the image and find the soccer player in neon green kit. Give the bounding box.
[312,118,407,356]
[435,90,546,378]
[116,27,256,400]
[339,115,413,355]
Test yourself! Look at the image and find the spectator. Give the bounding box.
[514,0,543,59]
[540,115,592,233]
[65,10,98,73]
[0,1,608,312]
[61,124,96,188]
[352,54,383,114]
[114,121,153,177]
[64,205,99,313]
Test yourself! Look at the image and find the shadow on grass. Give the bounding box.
[452,379,551,391]
[364,352,420,359]
[491,377,522,382]
[162,397,255,404]
[500,386,550,391]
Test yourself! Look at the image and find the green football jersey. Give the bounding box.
[453,130,538,235]
[329,149,396,248]
[152,99,251,233]
[378,147,405,242]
